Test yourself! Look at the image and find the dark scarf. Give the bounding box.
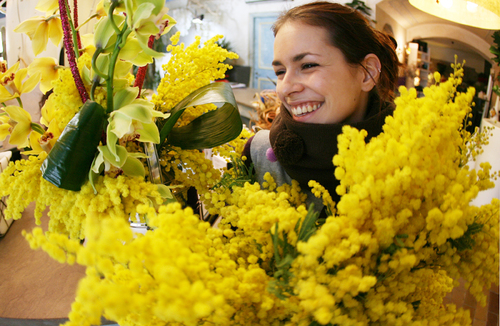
[269,97,393,203]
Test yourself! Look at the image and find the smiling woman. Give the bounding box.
[244,1,400,207]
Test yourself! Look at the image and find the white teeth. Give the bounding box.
[291,103,320,116]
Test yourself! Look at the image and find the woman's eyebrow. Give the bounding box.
[272,52,317,66]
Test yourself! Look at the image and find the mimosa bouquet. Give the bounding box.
[0,0,498,325]
[0,0,247,238]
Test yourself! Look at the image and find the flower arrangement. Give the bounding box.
[0,0,243,237]
[0,0,498,325]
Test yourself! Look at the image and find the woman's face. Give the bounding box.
[273,22,369,124]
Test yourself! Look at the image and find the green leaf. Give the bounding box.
[490,45,500,56]
[41,101,106,191]
[159,109,186,145]
[493,85,500,96]
[156,184,173,199]
[168,102,242,149]
[160,82,243,149]
[297,204,319,243]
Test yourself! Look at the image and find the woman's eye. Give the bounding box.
[302,63,318,69]
[274,70,285,76]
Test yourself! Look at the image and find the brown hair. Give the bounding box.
[272,1,401,104]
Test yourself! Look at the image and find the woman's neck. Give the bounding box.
[343,92,370,124]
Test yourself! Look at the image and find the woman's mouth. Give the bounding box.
[290,102,322,117]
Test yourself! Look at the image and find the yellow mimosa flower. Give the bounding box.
[28,57,60,94]
[3,106,33,147]
[14,15,63,55]
[0,62,41,103]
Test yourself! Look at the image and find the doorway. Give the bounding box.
[251,13,279,90]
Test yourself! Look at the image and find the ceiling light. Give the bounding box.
[466,1,478,12]
[409,0,500,29]
[440,0,453,9]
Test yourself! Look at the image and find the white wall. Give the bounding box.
[164,0,352,66]
[427,43,485,74]
[375,6,406,63]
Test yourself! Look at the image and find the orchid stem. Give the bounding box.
[16,97,23,108]
[90,77,99,101]
[63,0,80,60]
[105,15,130,113]
[76,14,98,32]
[91,47,107,80]
[108,1,122,35]
[73,0,82,50]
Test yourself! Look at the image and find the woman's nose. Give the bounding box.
[278,72,303,98]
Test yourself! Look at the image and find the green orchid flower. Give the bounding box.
[118,36,156,66]
[93,14,126,51]
[122,0,176,61]
[92,144,146,177]
[85,52,133,86]
[106,87,169,163]
[90,144,174,199]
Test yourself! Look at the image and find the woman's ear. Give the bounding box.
[361,54,382,92]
